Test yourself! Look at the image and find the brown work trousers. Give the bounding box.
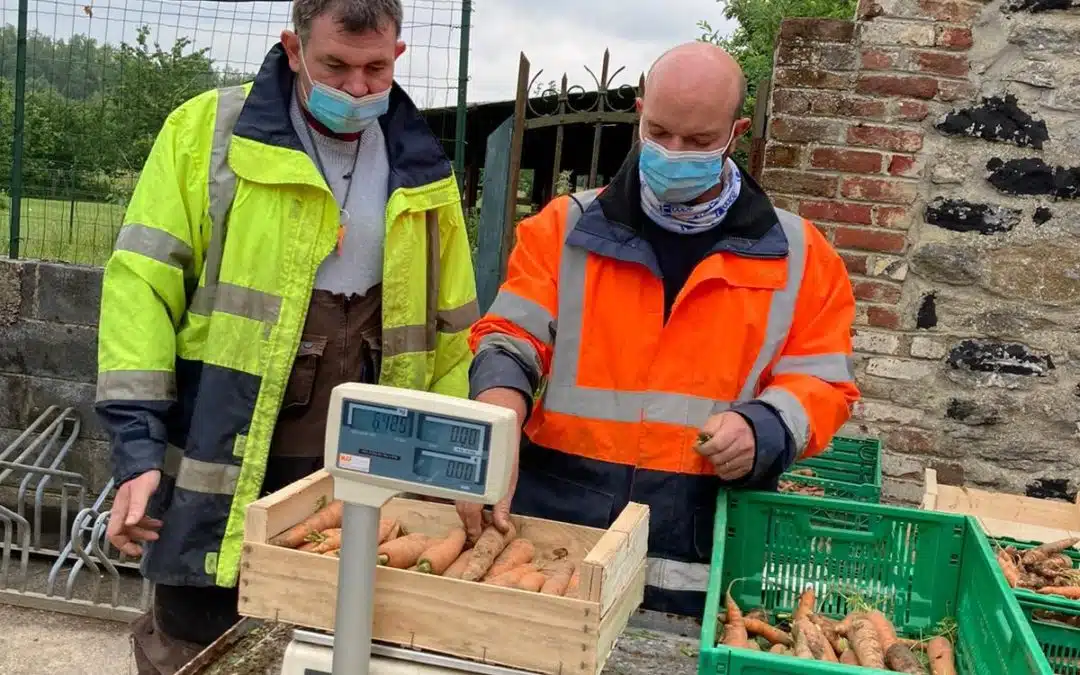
[131,289,381,674]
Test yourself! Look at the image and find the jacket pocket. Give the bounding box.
[281,335,327,410]
[512,467,616,530]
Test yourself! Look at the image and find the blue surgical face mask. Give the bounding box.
[638,124,736,203]
[299,39,390,134]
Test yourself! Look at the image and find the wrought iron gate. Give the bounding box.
[475,51,644,311]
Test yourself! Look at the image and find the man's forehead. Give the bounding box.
[642,81,736,132]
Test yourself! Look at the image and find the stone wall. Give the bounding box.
[0,260,111,498]
[763,0,1080,501]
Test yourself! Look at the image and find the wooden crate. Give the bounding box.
[921,467,1080,541]
[238,469,649,675]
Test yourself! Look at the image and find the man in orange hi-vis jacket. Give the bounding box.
[458,41,860,616]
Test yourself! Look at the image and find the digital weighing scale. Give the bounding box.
[279,382,520,675]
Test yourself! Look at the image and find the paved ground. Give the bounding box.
[0,604,134,675]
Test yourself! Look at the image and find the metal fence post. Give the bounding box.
[452,0,471,192]
[7,0,29,259]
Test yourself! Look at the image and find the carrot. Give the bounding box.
[517,571,548,592]
[565,568,581,598]
[721,582,749,648]
[792,628,814,659]
[1038,586,1080,599]
[441,549,473,579]
[849,615,885,668]
[461,523,516,582]
[270,499,344,548]
[866,609,898,652]
[744,618,793,647]
[811,615,845,655]
[769,643,788,655]
[794,618,837,662]
[311,528,342,554]
[486,563,539,587]
[839,648,859,665]
[481,538,535,580]
[378,518,401,545]
[1022,538,1080,566]
[298,541,319,552]
[793,586,815,622]
[997,549,1021,588]
[746,641,762,651]
[926,636,957,675]
[416,528,467,574]
[886,642,928,674]
[376,532,431,568]
[540,561,576,595]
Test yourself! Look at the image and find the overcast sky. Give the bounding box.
[7,0,735,108]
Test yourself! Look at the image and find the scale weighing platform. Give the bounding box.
[280,382,519,675]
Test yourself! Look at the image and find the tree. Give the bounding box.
[698,0,857,119]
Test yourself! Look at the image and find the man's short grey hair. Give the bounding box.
[293,0,404,40]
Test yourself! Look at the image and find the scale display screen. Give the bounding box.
[335,399,491,495]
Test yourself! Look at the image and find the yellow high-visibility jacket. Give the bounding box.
[95,44,478,588]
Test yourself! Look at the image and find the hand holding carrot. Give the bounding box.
[696,412,756,481]
[456,387,525,541]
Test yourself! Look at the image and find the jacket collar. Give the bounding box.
[231,43,452,193]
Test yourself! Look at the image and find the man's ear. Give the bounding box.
[635,97,643,114]
[281,30,301,72]
[733,117,752,140]
[395,40,407,59]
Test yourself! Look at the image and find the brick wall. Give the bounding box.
[763,0,1080,501]
[0,260,111,500]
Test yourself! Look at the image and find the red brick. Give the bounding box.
[842,176,918,204]
[847,124,924,153]
[867,306,902,329]
[771,89,811,115]
[775,68,854,90]
[875,205,912,229]
[936,26,974,50]
[918,0,982,23]
[779,18,856,42]
[861,48,899,71]
[857,74,940,100]
[810,93,888,120]
[811,148,884,173]
[841,251,870,275]
[835,226,907,253]
[896,100,931,121]
[913,50,969,78]
[770,117,844,144]
[765,144,803,168]
[762,170,840,198]
[888,155,919,176]
[938,79,977,102]
[800,200,874,225]
[858,0,885,19]
[853,279,902,304]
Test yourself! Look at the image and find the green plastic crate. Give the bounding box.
[1018,596,1080,674]
[782,435,883,503]
[698,490,1052,675]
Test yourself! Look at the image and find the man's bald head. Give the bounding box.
[637,42,749,154]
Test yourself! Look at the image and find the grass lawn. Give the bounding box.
[0,196,125,267]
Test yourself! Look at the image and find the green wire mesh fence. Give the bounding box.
[1,0,470,265]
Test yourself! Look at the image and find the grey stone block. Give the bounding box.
[35,263,103,326]
[0,373,29,429]
[25,376,105,441]
[0,261,23,327]
[0,320,97,382]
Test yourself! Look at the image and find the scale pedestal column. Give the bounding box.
[332,501,382,675]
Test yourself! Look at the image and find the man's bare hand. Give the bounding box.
[106,470,163,558]
[695,412,756,481]
[456,388,526,541]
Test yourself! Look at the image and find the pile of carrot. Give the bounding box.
[716,583,957,674]
[779,468,826,496]
[269,498,581,597]
[994,537,1080,599]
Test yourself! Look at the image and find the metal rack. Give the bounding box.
[0,405,151,622]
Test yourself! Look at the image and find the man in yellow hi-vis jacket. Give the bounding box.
[95,1,478,671]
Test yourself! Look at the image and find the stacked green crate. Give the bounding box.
[698,490,1053,675]
[782,435,883,503]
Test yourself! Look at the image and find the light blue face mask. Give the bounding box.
[638,125,736,203]
[299,39,390,134]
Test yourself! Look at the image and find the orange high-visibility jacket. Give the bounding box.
[468,160,859,616]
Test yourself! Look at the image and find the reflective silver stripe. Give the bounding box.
[488,291,555,345]
[383,324,427,357]
[188,282,281,323]
[96,370,176,402]
[204,86,246,291]
[477,333,543,381]
[759,386,811,456]
[738,208,807,401]
[773,353,854,383]
[436,299,480,334]
[645,557,711,593]
[163,444,240,495]
[114,224,194,273]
